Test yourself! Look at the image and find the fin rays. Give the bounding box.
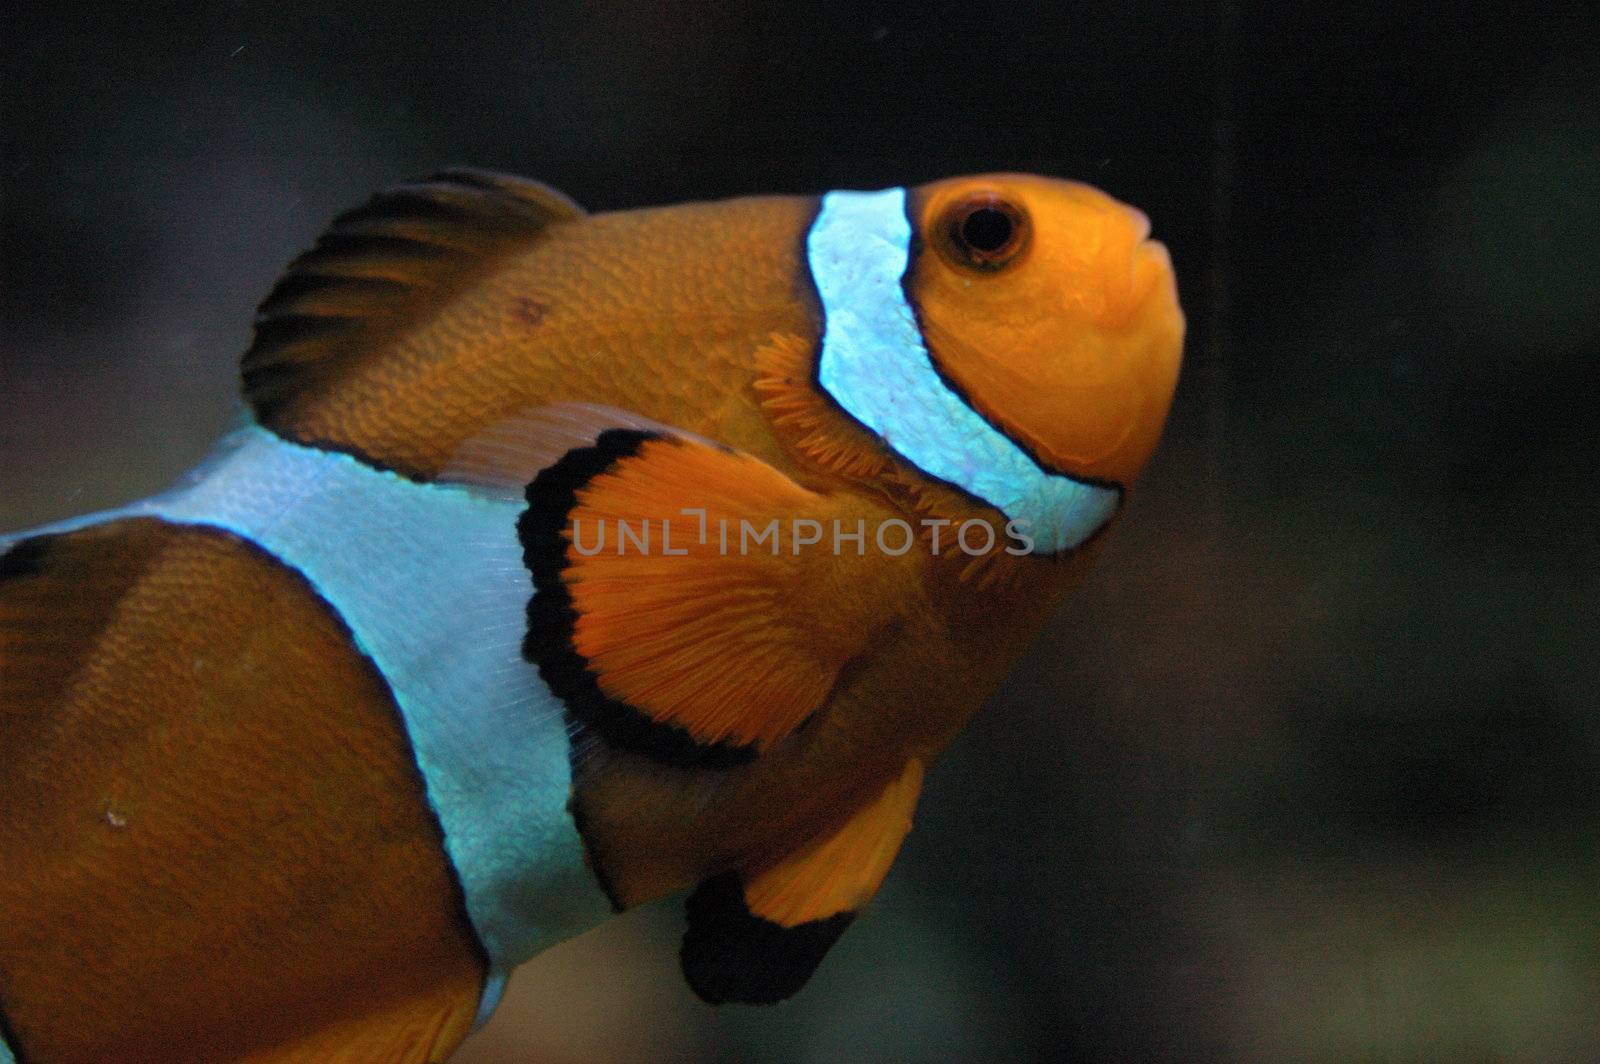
[242,169,584,423]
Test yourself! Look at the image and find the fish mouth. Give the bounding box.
[1096,236,1171,329]
[1127,205,1152,243]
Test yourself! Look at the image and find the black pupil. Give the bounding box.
[961,207,1014,253]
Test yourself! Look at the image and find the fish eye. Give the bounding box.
[940,194,1030,270]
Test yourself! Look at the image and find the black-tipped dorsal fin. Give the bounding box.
[242,168,585,422]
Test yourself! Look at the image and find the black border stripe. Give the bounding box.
[272,429,429,483]
[519,429,757,770]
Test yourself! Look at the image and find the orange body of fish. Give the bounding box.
[0,170,1183,1062]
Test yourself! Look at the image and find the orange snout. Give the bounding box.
[909,173,1186,489]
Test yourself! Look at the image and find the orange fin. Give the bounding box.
[0,519,169,721]
[242,169,584,423]
[680,760,925,1004]
[446,403,919,768]
[233,970,479,1064]
[754,330,894,481]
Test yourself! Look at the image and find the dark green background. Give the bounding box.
[3,2,1597,1061]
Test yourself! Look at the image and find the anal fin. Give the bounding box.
[680,759,925,1004]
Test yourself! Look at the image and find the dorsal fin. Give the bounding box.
[241,168,585,423]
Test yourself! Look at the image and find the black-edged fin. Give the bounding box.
[440,403,918,770]
[680,759,925,1004]
[0,521,168,721]
[242,169,584,422]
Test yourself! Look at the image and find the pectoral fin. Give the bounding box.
[444,404,918,768]
[680,759,925,1004]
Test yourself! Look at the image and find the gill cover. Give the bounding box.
[797,177,1184,555]
[808,188,1122,554]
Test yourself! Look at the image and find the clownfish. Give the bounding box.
[0,170,1183,1063]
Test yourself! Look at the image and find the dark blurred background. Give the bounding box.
[3,2,1598,1061]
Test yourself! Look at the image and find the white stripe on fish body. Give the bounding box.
[807,187,1120,554]
[3,424,608,1021]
